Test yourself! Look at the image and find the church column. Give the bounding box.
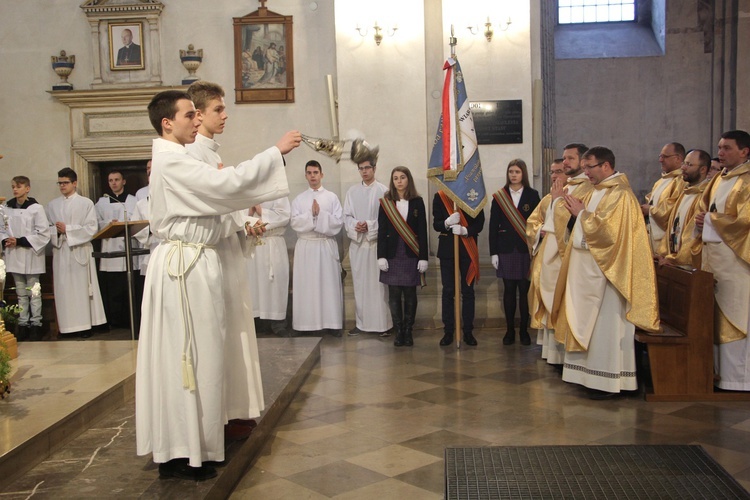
[539,0,557,194]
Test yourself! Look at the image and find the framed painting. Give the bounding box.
[108,22,145,71]
[233,8,294,103]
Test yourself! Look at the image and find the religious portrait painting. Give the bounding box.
[108,22,145,71]
[233,8,294,103]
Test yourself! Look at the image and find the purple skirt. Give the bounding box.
[496,249,531,280]
[380,238,420,287]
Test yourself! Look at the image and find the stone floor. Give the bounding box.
[3,327,750,499]
[232,328,750,499]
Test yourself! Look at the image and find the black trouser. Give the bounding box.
[388,285,417,332]
[440,257,475,335]
[502,278,530,333]
[99,271,130,328]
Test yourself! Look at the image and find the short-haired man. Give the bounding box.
[696,130,750,391]
[527,159,570,363]
[560,143,595,234]
[657,149,710,268]
[708,157,722,180]
[136,90,300,480]
[642,142,686,254]
[185,80,268,436]
[555,147,659,399]
[291,160,344,335]
[46,168,107,338]
[343,157,391,336]
[1,176,50,341]
[95,170,138,329]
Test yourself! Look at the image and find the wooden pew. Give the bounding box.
[635,264,750,402]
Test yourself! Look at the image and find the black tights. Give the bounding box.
[502,278,530,333]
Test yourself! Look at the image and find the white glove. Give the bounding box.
[417,260,428,273]
[445,212,460,228]
[378,258,389,272]
[491,255,499,270]
[452,225,468,236]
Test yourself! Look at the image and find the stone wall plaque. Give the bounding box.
[470,100,523,145]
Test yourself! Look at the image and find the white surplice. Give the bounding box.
[132,197,159,277]
[247,197,291,320]
[291,187,344,331]
[45,193,107,333]
[343,181,391,332]
[561,174,637,393]
[136,138,288,467]
[1,201,50,274]
[94,195,138,272]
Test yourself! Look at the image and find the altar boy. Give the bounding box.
[1,176,51,341]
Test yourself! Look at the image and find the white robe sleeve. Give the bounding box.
[46,204,63,249]
[132,201,150,246]
[343,190,361,242]
[262,198,291,231]
[25,204,51,253]
[290,196,316,233]
[314,195,343,237]
[67,200,99,247]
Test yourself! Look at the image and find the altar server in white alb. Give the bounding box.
[136,90,301,481]
[246,196,291,335]
[291,160,344,335]
[343,157,391,336]
[185,80,266,439]
[95,170,138,328]
[46,168,107,338]
[1,176,50,341]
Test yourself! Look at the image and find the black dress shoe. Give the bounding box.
[503,331,515,345]
[439,333,453,346]
[16,325,30,342]
[159,459,217,481]
[519,331,531,346]
[587,389,620,400]
[80,330,93,339]
[463,333,478,346]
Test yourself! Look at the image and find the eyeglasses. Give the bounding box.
[659,154,678,160]
[56,181,72,186]
[357,166,374,171]
[582,162,604,171]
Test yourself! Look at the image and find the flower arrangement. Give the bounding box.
[0,339,10,399]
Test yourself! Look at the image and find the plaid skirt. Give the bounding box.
[380,238,420,287]
[495,249,531,280]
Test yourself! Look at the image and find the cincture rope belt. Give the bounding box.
[166,240,214,391]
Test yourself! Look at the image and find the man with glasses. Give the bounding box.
[708,157,722,181]
[696,130,750,391]
[554,147,659,399]
[45,168,107,338]
[641,142,686,254]
[343,157,391,336]
[527,159,570,364]
[656,149,710,268]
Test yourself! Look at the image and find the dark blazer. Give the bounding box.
[489,186,540,255]
[432,192,485,260]
[377,196,428,261]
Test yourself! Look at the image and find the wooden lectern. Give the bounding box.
[92,220,149,341]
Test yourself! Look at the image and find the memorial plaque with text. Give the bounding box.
[470,100,523,145]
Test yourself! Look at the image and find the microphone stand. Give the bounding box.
[105,194,137,342]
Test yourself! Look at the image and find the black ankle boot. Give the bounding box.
[30,325,44,341]
[394,329,406,347]
[503,330,515,345]
[440,333,453,346]
[519,330,531,345]
[403,329,413,346]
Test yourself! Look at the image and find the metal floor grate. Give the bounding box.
[445,445,750,499]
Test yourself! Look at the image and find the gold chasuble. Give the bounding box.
[646,169,685,254]
[527,194,551,330]
[699,161,750,344]
[553,173,660,352]
[657,181,707,268]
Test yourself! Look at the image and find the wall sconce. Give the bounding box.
[356,22,398,46]
[467,16,512,42]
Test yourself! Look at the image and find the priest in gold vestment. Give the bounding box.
[657,148,709,269]
[553,147,659,397]
[696,130,750,391]
[642,142,686,255]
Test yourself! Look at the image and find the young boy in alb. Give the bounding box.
[1,176,50,341]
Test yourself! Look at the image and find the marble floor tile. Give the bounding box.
[346,443,442,477]
[286,460,387,497]
[333,477,441,500]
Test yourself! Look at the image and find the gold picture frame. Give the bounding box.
[108,22,145,71]
[233,7,294,104]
